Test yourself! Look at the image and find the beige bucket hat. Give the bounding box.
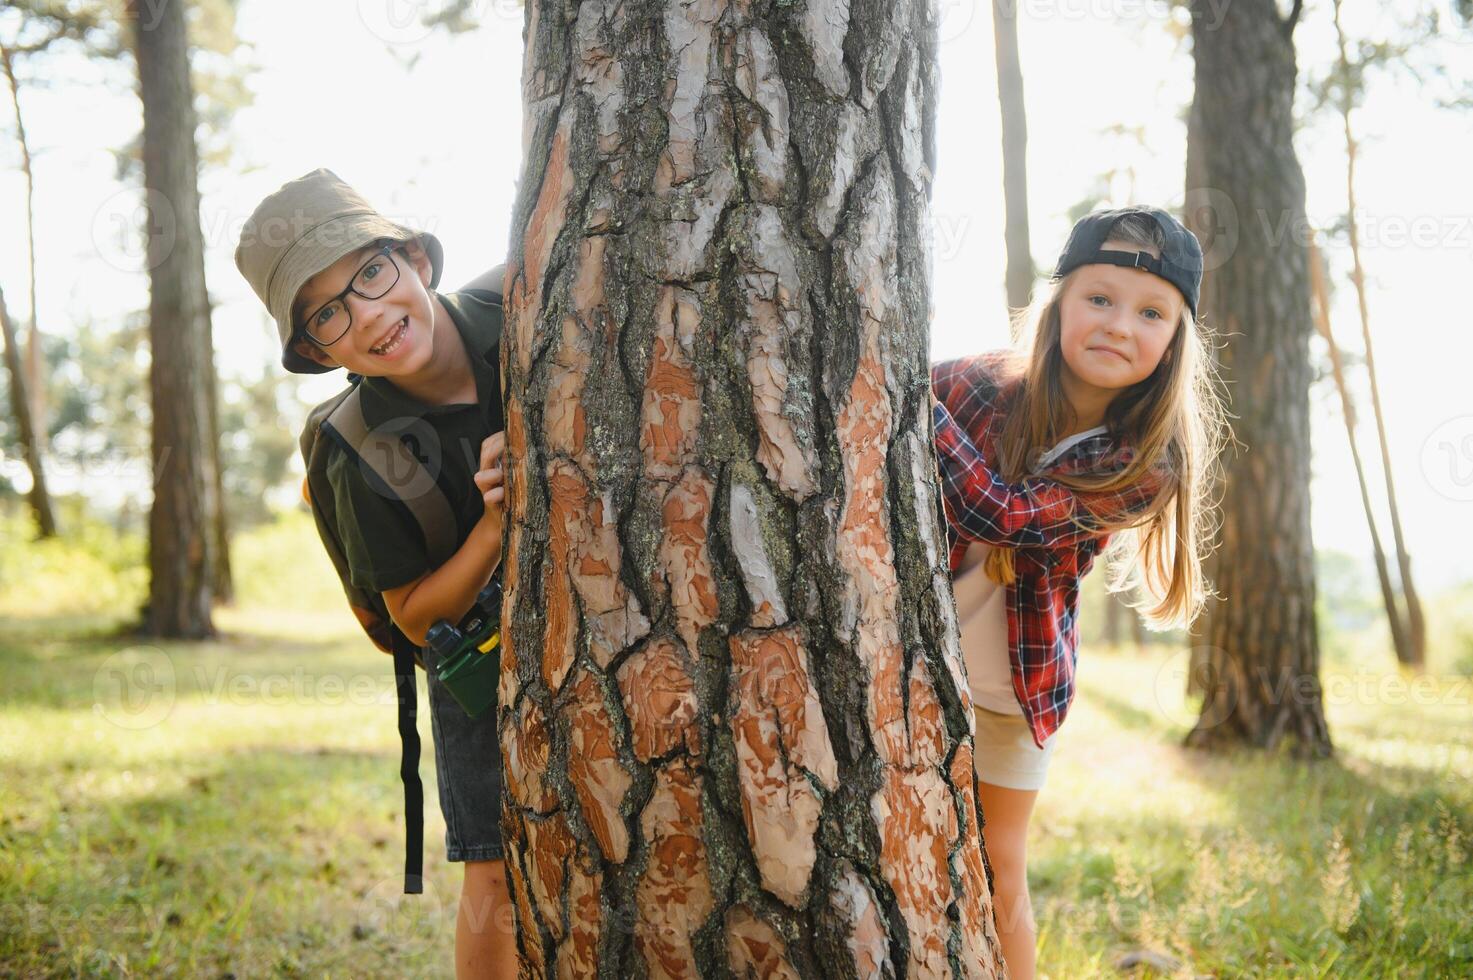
[234,168,444,374]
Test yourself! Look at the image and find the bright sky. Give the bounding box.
[1,0,1470,590]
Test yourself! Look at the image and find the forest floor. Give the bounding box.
[2,510,1469,978]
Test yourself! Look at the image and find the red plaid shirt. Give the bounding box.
[931,352,1166,748]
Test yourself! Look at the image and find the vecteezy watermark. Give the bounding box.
[936,0,979,44]
[1152,648,1472,729]
[1422,874,1473,960]
[1421,415,1473,503]
[187,665,398,709]
[90,189,445,274]
[91,187,177,274]
[1180,186,1241,274]
[952,0,1234,37]
[93,647,176,730]
[356,875,449,954]
[1152,645,1236,729]
[356,0,523,45]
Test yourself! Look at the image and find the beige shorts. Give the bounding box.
[971,705,1058,791]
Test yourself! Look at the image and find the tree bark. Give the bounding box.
[1183,0,1331,756]
[0,284,57,538]
[991,0,1032,313]
[131,0,215,638]
[497,0,1007,975]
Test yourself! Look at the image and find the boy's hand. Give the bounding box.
[474,432,507,534]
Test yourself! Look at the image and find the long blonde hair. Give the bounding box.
[984,213,1228,631]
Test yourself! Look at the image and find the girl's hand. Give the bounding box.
[474,431,506,538]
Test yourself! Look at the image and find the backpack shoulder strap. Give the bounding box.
[321,385,460,568]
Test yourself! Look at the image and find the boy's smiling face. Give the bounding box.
[290,238,438,377]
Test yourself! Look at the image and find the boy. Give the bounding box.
[235,169,514,978]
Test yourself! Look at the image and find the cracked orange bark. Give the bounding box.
[828,864,894,979]
[507,845,547,979]
[546,235,603,468]
[635,760,712,979]
[547,456,651,678]
[545,459,583,694]
[729,482,788,628]
[507,120,572,377]
[727,26,788,204]
[566,666,632,863]
[728,626,837,906]
[741,206,817,501]
[724,905,800,979]
[616,636,701,762]
[555,851,602,980]
[525,810,575,942]
[839,175,976,974]
[835,330,908,766]
[654,1,734,280]
[873,764,958,978]
[950,742,1006,977]
[500,395,527,709]
[659,468,718,653]
[504,695,556,814]
[573,0,624,157]
[640,285,702,481]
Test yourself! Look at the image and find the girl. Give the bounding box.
[931,206,1227,980]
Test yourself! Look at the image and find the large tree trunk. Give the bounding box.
[497,0,1007,976]
[991,0,1032,313]
[1183,0,1330,756]
[0,284,56,538]
[132,0,215,639]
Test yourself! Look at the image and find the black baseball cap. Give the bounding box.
[1051,205,1203,318]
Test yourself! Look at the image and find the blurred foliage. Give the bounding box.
[0,500,145,618]
[32,309,301,531]
[1,0,257,176]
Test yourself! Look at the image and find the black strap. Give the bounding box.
[392,631,425,895]
[322,387,459,564]
[321,383,446,897]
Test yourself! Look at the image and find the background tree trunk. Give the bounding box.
[497,0,1006,975]
[992,0,1033,313]
[0,284,56,538]
[1329,0,1424,668]
[203,311,233,602]
[1308,238,1409,667]
[1183,0,1331,756]
[0,42,48,451]
[132,0,215,639]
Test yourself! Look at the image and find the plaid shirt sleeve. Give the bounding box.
[932,395,1165,551]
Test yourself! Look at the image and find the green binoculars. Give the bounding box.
[425,579,502,719]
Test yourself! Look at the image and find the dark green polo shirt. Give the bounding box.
[323,289,504,593]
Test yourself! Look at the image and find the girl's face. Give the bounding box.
[1057,239,1183,397]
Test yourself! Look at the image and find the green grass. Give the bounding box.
[1,508,1470,977]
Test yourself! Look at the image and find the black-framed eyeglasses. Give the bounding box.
[299,243,401,348]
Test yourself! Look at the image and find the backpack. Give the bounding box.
[296,284,502,895]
